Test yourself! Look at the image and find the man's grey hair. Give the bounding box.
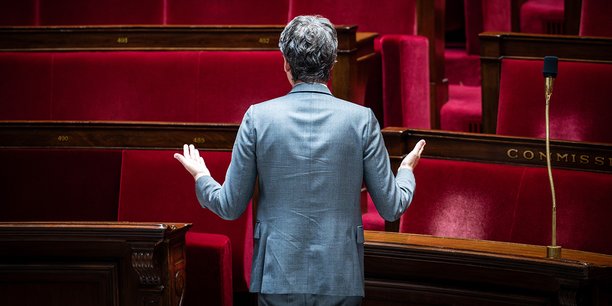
[279,15,338,83]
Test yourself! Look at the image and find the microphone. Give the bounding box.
[542,55,561,259]
[543,56,558,100]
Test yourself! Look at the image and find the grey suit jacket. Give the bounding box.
[196,82,415,296]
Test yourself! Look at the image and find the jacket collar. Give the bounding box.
[289,82,333,96]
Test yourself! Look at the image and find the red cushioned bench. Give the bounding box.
[0,50,289,122]
[376,128,612,255]
[0,122,248,306]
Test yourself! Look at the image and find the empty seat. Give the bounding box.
[38,0,164,25]
[0,51,290,123]
[0,149,121,221]
[289,0,433,129]
[520,0,565,34]
[579,0,612,37]
[166,0,289,25]
[117,150,254,306]
[399,159,524,241]
[496,58,612,143]
[0,0,37,25]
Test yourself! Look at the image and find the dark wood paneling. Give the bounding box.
[364,231,612,306]
[0,121,239,150]
[383,127,612,174]
[0,222,190,306]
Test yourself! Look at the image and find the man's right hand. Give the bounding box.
[399,139,426,171]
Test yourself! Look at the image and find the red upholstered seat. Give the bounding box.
[166,0,289,25]
[441,0,511,133]
[0,149,121,222]
[520,0,564,34]
[196,51,290,123]
[399,159,524,241]
[380,35,430,128]
[289,0,430,128]
[38,0,164,25]
[0,53,53,120]
[362,194,385,231]
[185,232,233,306]
[579,0,612,37]
[399,157,612,255]
[496,59,612,144]
[441,84,482,133]
[50,52,200,122]
[117,150,253,305]
[0,51,289,123]
[0,0,37,25]
[511,167,612,255]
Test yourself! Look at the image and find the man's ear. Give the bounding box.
[283,58,291,73]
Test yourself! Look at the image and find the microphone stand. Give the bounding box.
[544,59,561,259]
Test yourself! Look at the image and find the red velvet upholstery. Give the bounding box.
[400,159,524,241]
[0,149,121,221]
[511,168,612,255]
[196,51,290,123]
[289,0,431,129]
[362,194,385,231]
[185,232,233,306]
[442,0,510,133]
[440,84,482,132]
[444,49,481,87]
[520,0,564,34]
[579,0,612,37]
[0,51,289,123]
[497,59,612,143]
[117,150,253,298]
[380,35,430,128]
[38,0,164,25]
[0,0,37,25]
[166,0,289,25]
[51,52,200,121]
[399,158,612,255]
[0,53,53,120]
[288,0,417,36]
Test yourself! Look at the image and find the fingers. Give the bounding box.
[183,144,189,159]
[413,139,426,156]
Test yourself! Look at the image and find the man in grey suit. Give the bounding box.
[175,15,426,306]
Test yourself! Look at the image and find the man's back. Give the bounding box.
[250,82,369,295]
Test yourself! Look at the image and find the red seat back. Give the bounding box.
[38,0,164,25]
[288,0,418,36]
[400,159,524,241]
[166,0,289,25]
[0,149,121,221]
[0,0,37,25]
[511,167,612,255]
[579,0,612,37]
[117,150,253,292]
[0,51,290,123]
[497,58,612,143]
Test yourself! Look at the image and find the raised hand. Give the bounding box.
[399,139,426,171]
[174,144,211,181]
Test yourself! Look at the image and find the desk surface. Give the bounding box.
[366,230,612,267]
